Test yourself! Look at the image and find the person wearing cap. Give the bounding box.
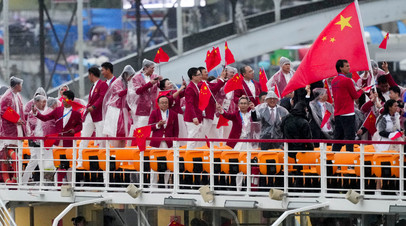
[0,76,26,145]
[34,90,82,148]
[266,57,295,97]
[253,90,289,150]
[308,88,335,141]
[102,65,136,148]
[331,59,365,152]
[234,65,262,106]
[101,62,116,87]
[127,59,162,136]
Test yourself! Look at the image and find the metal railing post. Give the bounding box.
[209,141,214,191]
[140,150,145,189]
[360,143,365,195]
[283,142,288,193]
[39,140,44,189]
[17,140,23,186]
[400,144,404,198]
[72,140,77,188]
[105,140,110,188]
[320,142,326,197]
[173,141,180,193]
[246,148,252,194]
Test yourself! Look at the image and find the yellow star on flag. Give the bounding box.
[330,37,336,42]
[322,36,327,41]
[335,15,352,31]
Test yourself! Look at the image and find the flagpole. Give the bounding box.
[355,0,375,92]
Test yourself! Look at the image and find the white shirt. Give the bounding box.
[244,79,256,98]
[159,109,169,129]
[90,79,99,97]
[106,77,115,86]
[63,107,72,128]
[143,73,151,83]
[240,111,251,139]
[283,71,293,84]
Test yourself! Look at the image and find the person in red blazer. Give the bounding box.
[216,97,257,149]
[79,67,108,164]
[101,62,116,87]
[233,65,262,108]
[34,90,82,148]
[148,96,179,148]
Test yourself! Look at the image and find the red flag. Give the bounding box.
[216,114,229,129]
[274,84,280,99]
[390,131,403,140]
[204,50,214,72]
[324,80,333,104]
[198,82,212,111]
[224,41,235,65]
[258,68,268,92]
[205,47,222,72]
[320,109,332,128]
[65,99,85,112]
[363,84,374,93]
[213,47,221,69]
[131,125,152,151]
[379,32,389,49]
[351,72,360,83]
[44,133,59,148]
[2,107,20,123]
[362,111,377,135]
[224,73,243,94]
[153,47,170,63]
[282,2,369,96]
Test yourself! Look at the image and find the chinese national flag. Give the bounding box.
[282,2,369,96]
[153,47,170,63]
[224,73,243,94]
[2,107,20,123]
[224,41,235,65]
[320,109,332,128]
[324,80,333,104]
[205,47,221,72]
[362,111,376,135]
[379,33,389,49]
[132,125,152,151]
[216,114,229,129]
[198,82,212,111]
[351,72,360,83]
[65,99,85,112]
[44,133,59,148]
[258,68,268,92]
[274,84,281,98]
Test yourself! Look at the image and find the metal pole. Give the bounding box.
[274,0,281,22]
[77,0,85,98]
[176,0,183,55]
[3,0,9,80]
[136,0,142,67]
[39,0,46,88]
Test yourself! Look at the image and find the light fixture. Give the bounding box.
[164,197,196,207]
[389,205,406,213]
[126,184,142,199]
[224,200,258,209]
[199,185,214,203]
[345,189,363,204]
[269,188,286,201]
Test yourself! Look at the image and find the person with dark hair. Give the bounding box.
[234,65,262,106]
[216,96,257,149]
[377,75,390,102]
[184,67,203,149]
[72,216,87,226]
[331,60,365,152]
[373,99,402,152]
[281,101,314,158]
[127,59,162,137]
[78,66,108,167]
[0,76,26,146]
[258,91,267,104]
[101,62,116,87]
[34,90,82,148]
[148,95,179,148]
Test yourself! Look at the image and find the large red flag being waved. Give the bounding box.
[224,73,243,94]
[282,2,369,96]
[258,68,268,92]
[132,125,152,151]
[153,47,170,63]
[198,82,212,111]
[379,32,389,49]
[224,41,235,65]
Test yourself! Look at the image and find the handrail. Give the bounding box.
[271,202,329,226]
[0,195,17,226]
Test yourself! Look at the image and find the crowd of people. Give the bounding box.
[0,57,404,184]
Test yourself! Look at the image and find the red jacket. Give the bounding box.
[234,80,262,106]
[184,82,202,123]
[221,110,257,148]
[148,109,179,148]
[199,80,225,120]
[85,79,108,122]
[36,106,82,147]
[332,75,363,116]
